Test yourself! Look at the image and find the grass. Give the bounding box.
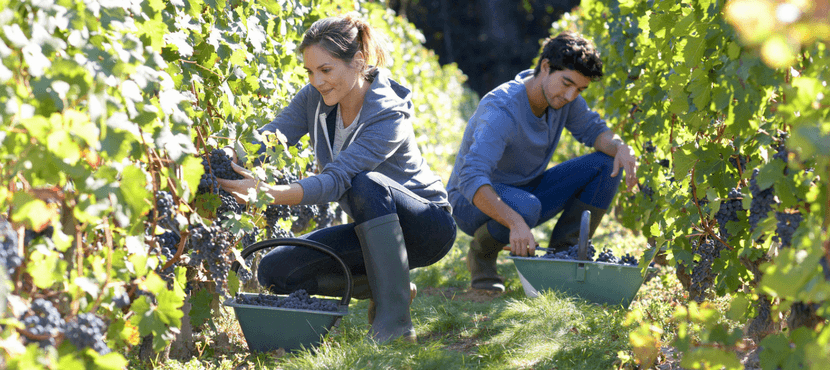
[132,212,692,370]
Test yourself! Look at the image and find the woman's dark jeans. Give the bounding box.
[257,171,456,297]
[452,152,621,244]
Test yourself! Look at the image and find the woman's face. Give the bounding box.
[303,44,363,107]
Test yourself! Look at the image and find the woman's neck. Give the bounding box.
[339,78,370,127]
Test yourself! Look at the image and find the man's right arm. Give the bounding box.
[472,184,537,256]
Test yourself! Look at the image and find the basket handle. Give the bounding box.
[231,238,352,307]
[577,210,591,261]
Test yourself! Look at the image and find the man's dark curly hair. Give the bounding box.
[533,31,603,81]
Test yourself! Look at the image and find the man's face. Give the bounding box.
[540,64,591,110]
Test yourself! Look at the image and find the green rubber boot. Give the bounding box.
[548,199,606,253]
[355,214,416,343]
[467,224,506,292]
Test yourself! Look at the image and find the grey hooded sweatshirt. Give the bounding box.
[256,68,450,211]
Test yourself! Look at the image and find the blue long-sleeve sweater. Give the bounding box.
[256,68,449,210]
[446,69,609,209]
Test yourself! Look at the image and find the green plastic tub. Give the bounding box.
[508,210,651,309]
[225,238,352,352]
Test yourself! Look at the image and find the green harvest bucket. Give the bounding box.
[508,210,651,309]
[225,238,351,352]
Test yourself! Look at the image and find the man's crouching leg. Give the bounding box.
[468,223,506,292]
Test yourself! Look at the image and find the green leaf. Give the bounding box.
[228,269,240,297]
[92,352,129,370]
[755,160,786,191]
[180,155,204,203]
[680,347,742,370]
[130,295,167,337]
[683,34,706,68]
[10,192,52,232]
[119,165,151,221]
[673,144,697,180]
[27,247,67,289]
[188,288,215,329]
[137,18,168,52]
[156,288,185,328]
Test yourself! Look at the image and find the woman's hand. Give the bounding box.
[216,162,258,204]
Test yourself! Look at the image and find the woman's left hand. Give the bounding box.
[216,162,259,204]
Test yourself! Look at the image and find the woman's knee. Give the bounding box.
[344,171,393,220]
[256,248,312,294]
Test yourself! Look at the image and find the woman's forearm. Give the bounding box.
[264,182,305,206]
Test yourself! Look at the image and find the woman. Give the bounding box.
[217,13,456,343]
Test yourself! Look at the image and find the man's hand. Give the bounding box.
[505,220,537,257]
[610,143,638,192]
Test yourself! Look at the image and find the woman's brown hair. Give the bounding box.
[299,12,389,80]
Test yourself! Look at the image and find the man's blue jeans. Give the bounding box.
[257,171,456,296]
[452,152,621,244]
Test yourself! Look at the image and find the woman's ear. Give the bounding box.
[352,51,366,70]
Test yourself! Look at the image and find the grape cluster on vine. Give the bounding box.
[714,188,744,239]
[748,169,777,233]
[187,225,233,296]
[265,204,294,240]
[728,154,747,173]
[687,238,725,303]
[1,218,22,275]
[773,211,802,248]
[21,299,64,348]
[291,204,318,233]
[63,313,111,355]
[234,289,340,312]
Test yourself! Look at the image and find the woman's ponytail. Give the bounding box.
[344,12,389,70]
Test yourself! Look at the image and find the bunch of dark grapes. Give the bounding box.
[657,159,670,168]
[620,253,638,265]
[150,190,179,232]
[714,188,744,239]
[1,218,22,275]
[235,289,340,312]
[639,184,654,201]
[158,231,180,262]
[688,239,724,303]
[188,225,233,296]
[595,249,620,264]
[772,211,802,248]
[728,154,747,173]
[24,225,54,248]
[643,140,656,153]
[155,190,175,219]
[538,243,640,266]
[314,203,337,229]
[21,298,64,348]
[216,189,245,217]
[63,313,111,355]
[748,169,777,232]
[291,204,318,233]
[539,241,596,261]
[265,204,293,239]
[197,149,246,217]
[112,291,131,309]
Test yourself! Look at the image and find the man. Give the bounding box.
[447,31,638,292]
